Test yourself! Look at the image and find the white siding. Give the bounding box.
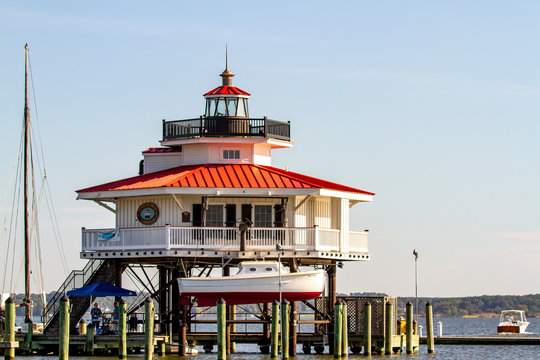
[253,144,272,165]
[314,198,331,228]
[182,144,211,165]
[143,154,183,174]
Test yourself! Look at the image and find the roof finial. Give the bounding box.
[220,43,234,86]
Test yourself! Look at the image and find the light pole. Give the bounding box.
[413,249,419,323]
[276,243,283,305]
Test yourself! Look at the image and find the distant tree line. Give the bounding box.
[397,294,540,317]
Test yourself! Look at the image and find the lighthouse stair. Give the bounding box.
[43,259,121,335]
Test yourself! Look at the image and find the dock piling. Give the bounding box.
[384,301,393,355]
[217,298,226,360]
[271,301,279,358]
[406,302,413,353]
[144,298,155,360]
[334,301,342,358]
[3,297,15,360]
[59,295,70,360]
[341,301,348,357]
[426,302,435,354]
[119,298,127,359]
[85,324,95,355]
[363,302,371,356]
[281,299,290,360]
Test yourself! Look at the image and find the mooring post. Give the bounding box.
[85,323,95,355]
[4,297,15,360]
[24,318,32,351]
[363,302,371,356]
[334,301,342,358]
[217,298,227,360]
[280,299,290,360]
[406,302,413,353]
[79,319,87,335]
[384,301,393,355]
[426,302,435,354]
[59,295,70,360]
[118,298,127,359]
[342,301,348,357]
[158,341,166,356]
[271,301,279,359]
[144,297,155,360]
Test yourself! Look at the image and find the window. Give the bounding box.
[206,99,217,117]
[216,98,227,116]
[223,150,240,160]
[254,205,272,227]
[205,205,223,226]
[227,99,237,116]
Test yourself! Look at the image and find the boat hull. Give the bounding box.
[497,324,529,333]
[179,270,324,306]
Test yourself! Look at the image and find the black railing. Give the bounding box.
[162,116,290,141]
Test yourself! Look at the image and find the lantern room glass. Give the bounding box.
[205,97,249,117]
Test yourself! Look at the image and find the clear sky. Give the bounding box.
[0,1,539,298]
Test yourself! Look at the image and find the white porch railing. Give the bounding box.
[81,226,369,253]
[348,230,369,252]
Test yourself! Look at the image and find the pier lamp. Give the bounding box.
[413,249,419,323]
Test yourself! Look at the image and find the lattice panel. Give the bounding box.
[314,296,398,337]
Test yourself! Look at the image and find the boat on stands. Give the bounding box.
[497,310,529,333]
[178,261,325,306]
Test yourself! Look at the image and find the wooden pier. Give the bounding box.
[420,336,540,345]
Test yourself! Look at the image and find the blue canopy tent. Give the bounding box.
[67,282,136,297]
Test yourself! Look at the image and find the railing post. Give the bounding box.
[264,116,268,137]
[199,115,204,137]
[165,225,171,250]
[314,225,319,251]
[162,119,166,140]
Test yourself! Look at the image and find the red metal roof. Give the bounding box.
[204,86,251,96]
[142,147,182,154]
[77,164,374,195]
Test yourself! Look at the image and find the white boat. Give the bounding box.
[497,310,529,333]
[178,261,325,306]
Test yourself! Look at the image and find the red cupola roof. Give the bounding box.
[203,86,250,96]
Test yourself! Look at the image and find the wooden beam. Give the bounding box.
[294,195,312,211]
[93,200,116,214]
[171,194,184,211]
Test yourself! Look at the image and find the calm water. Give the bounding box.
[16,317,540,359]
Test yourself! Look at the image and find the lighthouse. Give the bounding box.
[44,58,375,353]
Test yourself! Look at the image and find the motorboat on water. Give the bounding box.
[497,310,529,333]
[178,261,325,306]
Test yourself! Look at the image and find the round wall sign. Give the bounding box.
[137,202,159,225]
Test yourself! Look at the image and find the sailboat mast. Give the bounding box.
[24,43,31,322]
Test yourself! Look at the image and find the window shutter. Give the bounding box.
[225,204,236,227]
[274,204,285,227]
[192,204,202,227]
[241,204,253,225]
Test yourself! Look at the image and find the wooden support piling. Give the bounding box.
[363,302,371,356]
[144,298,155,360]
[334,301,342,358]
[384,301,393,355]
[406,302,413,353]
[3,297,15,360]
[342,301,348,357]
[426,302,435,354]
[59,295,70,360]
[289,301,297,357]
[118,299,127,359]
[217,298,227,360]
[327,263,337,354]
[281,300,290,360]
[229,305,236,353]
[179,304,187,356]
[271,301,279,359]
[85,323,95,355]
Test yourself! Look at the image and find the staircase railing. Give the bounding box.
[42,259,104,327]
